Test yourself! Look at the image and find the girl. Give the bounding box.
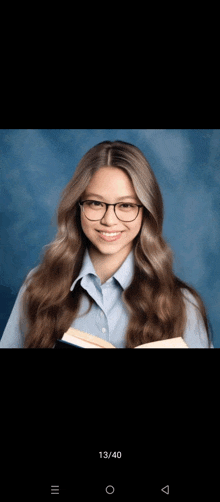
[1,140,213,348]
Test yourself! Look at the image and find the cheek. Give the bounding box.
[129,216,143,237]
[81,216,95,237]
[136,212,143,233]
[80,216,89,235]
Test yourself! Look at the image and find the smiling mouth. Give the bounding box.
[97,231,123,236]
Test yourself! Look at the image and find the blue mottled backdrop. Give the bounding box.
[1,129,219,346]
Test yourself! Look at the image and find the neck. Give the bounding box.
[88,245,132,284]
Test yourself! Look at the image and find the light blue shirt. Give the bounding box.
[69,248,134,348]
[0,249,214,348]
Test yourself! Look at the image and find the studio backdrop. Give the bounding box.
[1,129,219,346]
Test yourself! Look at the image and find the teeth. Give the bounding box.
[100,232,121,236]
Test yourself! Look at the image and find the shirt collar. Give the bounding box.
[70,248,135,292]
[70,249,98,291]
[112,249,135,290]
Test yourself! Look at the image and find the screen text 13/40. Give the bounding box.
[99,452,122,459]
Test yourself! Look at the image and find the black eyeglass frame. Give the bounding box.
[79,200,143,222]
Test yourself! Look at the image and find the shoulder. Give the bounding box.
[21,266,39,290]
[181,288,200,309]
[180,288,211,348]
[26,265,39,280]
[0,266,39,349]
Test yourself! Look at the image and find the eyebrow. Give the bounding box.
[84,193,138,201]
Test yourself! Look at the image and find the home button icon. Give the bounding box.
[105,485,115,494]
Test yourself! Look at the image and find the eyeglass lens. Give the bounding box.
[83,201,139,221]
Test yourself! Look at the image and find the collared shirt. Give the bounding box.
[69,248,134,347]
[0,249,214,348]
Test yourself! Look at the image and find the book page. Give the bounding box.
[135,337,188,348]
[62,327,115,348]
[62,329,188,348]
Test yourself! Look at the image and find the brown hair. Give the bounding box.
[20,140,213,347]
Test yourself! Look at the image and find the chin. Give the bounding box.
[96,244,122,254]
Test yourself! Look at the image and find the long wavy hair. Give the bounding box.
[20,140,213,348]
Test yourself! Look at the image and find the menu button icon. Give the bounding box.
[51,485,59,495]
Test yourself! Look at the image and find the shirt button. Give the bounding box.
[102,328,106,333]
[100,311,104,317]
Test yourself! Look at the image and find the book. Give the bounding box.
[54,327,188,348]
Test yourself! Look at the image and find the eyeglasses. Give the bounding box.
[79,200,143,222]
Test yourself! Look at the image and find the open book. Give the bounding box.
[54,327,188,348]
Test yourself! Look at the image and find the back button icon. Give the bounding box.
[161,485,169,495]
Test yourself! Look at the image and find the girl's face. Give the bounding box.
[80,167,143,260]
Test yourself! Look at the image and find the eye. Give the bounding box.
[87,201,104,207]
[119,203,136,209]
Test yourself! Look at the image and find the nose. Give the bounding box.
[100,205,119,225]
